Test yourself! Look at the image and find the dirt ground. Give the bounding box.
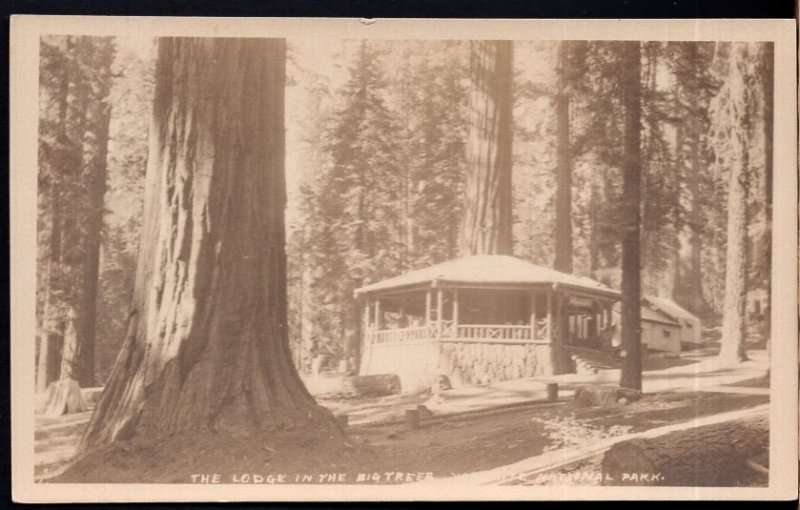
[47,390,769,484]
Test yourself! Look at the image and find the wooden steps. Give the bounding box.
[563,346,622,375]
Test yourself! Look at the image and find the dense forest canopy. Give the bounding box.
[38,36,773,394]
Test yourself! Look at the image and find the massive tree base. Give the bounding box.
[56,413,349,483]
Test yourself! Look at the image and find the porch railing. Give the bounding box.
[367,323,545,344]
[371,325,431,344]
[455,324,532,341]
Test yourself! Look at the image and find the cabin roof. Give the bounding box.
[640,305,681,326]
[354,254,620,297]
[613,301,681,326]
[643,296,699,324]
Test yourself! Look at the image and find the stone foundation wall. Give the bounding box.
[361,339,569,391]
[438,341,559,387]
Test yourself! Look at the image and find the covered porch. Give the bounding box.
[355,255,620,390]
[363,285,615,348]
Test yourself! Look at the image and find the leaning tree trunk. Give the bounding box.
[554,41,573,273]
[459,40,514,256]
[718,43,752,365]
[79,38,335,450]
[619,42,643,391]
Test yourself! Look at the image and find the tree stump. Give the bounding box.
[546,383,559,402]
[44,379,89,417]
[405,409,420,430]
[601,415,768,486]
[574,385,641,407]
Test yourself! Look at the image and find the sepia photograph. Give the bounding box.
[9,16,798,502]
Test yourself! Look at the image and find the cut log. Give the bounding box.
[341,374,401,397]
[574,385,641,407]
[601,415,768,486]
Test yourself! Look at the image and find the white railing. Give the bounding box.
[367,322,549,345]
[371,325,431,344]
[455,324,532,341]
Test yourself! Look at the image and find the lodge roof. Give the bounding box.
[354,254,620,298]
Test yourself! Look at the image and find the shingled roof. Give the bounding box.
[354,254,620,298]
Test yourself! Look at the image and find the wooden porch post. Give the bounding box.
[436,287,444,338]
[362,299,370,343]
[453,288,459,334]
[374,298,381,331]
[425,288,432,328]
[546,291,553,342]
[530,290,537,340]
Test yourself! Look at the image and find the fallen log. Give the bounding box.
[601,414,768,486]
[341,374,401,397]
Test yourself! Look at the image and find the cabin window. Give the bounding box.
[662,329,671,338]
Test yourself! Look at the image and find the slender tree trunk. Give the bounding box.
[589,180,599,272]
[672,123,684,299]
[79,38,334,450]
[554,42,573,272]
[74,98,112,388]
[688,44,705,315]
[761,43,773,348]
[37,36,114,395]
[37,36,72,394]
[619,42,643,391]
[718,44,752,365]
[460,40,514,256]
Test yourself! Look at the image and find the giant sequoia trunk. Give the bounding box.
[619,42,643,391]
[718,43,752,365]
[553,41,573,273]
[79,38,334,450]
[460,40,514,256]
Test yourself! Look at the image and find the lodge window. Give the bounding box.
[663,329,671,338]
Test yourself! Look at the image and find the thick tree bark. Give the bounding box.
[601,415,768,486]
[719,43,752,365]
[619,42,643,390]
[80,38,334,450]
[554,42,573,273]
[460,40,514,256]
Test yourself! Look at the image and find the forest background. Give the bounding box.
[36,35,772,390]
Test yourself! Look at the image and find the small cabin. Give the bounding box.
[354,255,620,391]
[642,296,702,348]
[611,296,702,353]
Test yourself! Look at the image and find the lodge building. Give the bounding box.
[354,254,623,390]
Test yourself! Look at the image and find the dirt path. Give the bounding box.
[40,390,769,483]
[417,403,770,486]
